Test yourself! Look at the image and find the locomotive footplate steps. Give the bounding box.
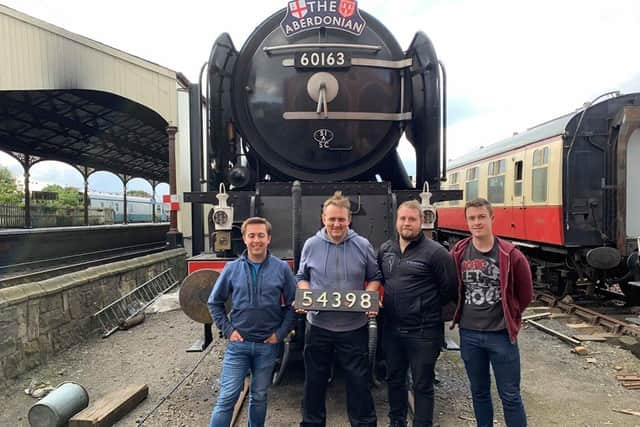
[93,269,179,338]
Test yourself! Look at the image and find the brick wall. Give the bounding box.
[0,248,187,383]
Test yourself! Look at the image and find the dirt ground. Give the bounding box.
[2,293,640,427]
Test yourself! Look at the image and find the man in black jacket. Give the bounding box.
[378,200,458,427]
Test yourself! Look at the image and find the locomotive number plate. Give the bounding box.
[294,50,351,69]
[295,288,378,312]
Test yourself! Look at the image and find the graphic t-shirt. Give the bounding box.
[459,241,506,331]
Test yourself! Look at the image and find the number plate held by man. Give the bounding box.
[295,288,378,312]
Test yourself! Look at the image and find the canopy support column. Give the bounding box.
[166,126,182,248]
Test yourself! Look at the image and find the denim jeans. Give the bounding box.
[383,325,442,427]
[459,328,526,427]
[210,340,279,427]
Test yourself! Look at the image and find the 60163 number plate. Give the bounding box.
[294,50,351,69]
[295,288,378,312]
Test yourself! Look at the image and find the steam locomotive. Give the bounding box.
[437,92,640,305]
[178,1,460,380]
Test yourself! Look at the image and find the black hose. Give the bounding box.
[368,317,380,387]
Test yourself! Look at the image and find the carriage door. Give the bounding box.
[627,129,640,238]
[510,153,526,240]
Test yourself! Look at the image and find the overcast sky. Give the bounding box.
[1,0,640,192]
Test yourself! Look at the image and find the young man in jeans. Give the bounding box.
[450,198,533,427]
[208,217,297,427]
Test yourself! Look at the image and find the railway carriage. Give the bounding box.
[437,93,640,304]
[87,193,168,223]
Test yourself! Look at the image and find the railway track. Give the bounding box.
[536,292,640,338]
[0,242,167,288]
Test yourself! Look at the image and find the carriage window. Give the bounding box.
[514,160,523,197]
[465,167,479,201]
[532,147,549,202]
[449,172,460,205]
[487,159,505,203]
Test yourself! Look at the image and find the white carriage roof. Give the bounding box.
[447,112,576,170]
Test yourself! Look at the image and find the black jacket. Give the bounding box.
[378,234,458,330]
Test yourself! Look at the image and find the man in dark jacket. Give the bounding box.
[208,217,297,427]
[378,200,458,427]
[450,198,533,427]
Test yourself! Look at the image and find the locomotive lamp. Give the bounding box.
[420,182,437,231]
[212,184,233,251]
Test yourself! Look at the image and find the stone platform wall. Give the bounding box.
[0,248,187,383]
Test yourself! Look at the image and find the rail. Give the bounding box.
[0,242,167,288]
[536,292,640,337]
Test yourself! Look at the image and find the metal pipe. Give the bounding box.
[198,61,208,186]
[439,60,448,181]
[292,181,302,272]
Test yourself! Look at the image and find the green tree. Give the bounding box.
[39,184,83,208]
[127,190,152,198]
[0,165,24,206]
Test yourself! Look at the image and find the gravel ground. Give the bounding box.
[1,295,640,427]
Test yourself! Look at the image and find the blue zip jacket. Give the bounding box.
[208,251,297,342]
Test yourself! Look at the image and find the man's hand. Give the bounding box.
[264,333,278,344]
[229,330,244,342]
[297,281,311,289]
[295,281,311,314]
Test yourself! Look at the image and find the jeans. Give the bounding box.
[300,323,377,427]
[210,340,279,427]
[459,328,527,427]
[383,325,442,427]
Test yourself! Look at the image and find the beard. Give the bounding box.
[399,228,421,241]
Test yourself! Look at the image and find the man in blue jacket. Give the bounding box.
[208,216,297,427]
[297,191,382,427]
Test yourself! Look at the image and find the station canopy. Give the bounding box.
[0,88,169,182]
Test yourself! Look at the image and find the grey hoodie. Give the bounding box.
[296,228,382,332]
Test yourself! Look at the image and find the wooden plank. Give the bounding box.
[612,409,640,416]
[566,322,592,329]
[572,335,607,342]
[69,384,148,427]
[616,374,640,381]
[230,376,250,427]
[526,319,582,346]
[522,312,552,321]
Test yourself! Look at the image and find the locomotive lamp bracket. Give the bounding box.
[213,183,234,231]
[420,182,436,230]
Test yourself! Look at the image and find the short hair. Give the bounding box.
[397,200,424,219]
[322,191,351,215]
[464,198,493,217]
[241,216,272,235]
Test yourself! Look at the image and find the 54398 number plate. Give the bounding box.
[294,50,351,69]
[295,288,378,312]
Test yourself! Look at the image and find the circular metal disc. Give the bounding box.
[179,269,219,324]
[586,247,621,270]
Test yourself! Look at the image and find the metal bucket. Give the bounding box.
[28,382,89,427]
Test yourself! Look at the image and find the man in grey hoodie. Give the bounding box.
[297,191,382,427]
